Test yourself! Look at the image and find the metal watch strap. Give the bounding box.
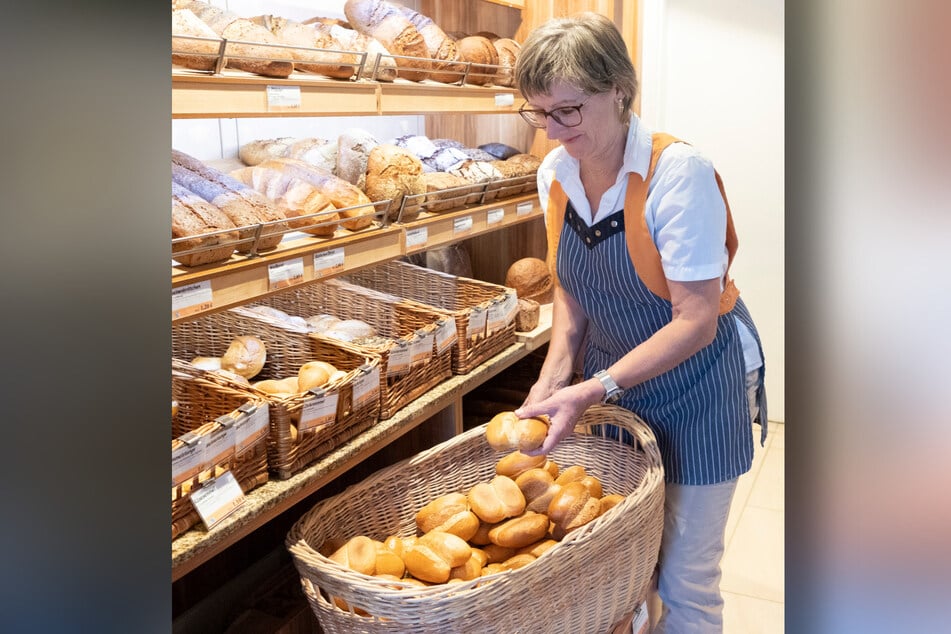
[594,370,624,404]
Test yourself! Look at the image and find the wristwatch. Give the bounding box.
[593,370,624,404]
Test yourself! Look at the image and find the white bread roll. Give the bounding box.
[415,492,480,541]
[220,335,267,379]
[554,464,587,486]
[487,511,550,549]
[253,377,300,396]
[547,481,601,539]
[495,450,548,479]
[298,360,337,392]
[514,468,562,514]
[599,493,625,516]
[190,356,222,372]
[402,531,472,584]
[500,552,536,571]
[467,475,526,524]
[329,536,404,577]
[485,411,549,452]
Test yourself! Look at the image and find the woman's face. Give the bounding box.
[527,80,623,162]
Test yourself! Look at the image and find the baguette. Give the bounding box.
[343,0,431,82]
[172,181,238,266]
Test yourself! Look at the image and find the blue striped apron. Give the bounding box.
[558,201,764,485]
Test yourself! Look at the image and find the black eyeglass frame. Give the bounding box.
[517,95,593,129]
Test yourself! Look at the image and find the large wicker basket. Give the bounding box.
[172,361,270,540]
[246,278,453,419]
[286,405,665,634]
[172,312,381,480]
[345,260,518,374]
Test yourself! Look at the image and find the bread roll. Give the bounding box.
[172,182,238,267]
[220,335,267,379]
[505,257,554,304]
[365,144,426,222]
[599,493,625,516]
[485,411,550,452]
[514,468,562,514]
[415,492,479,541]
[578,475,604,499]
[298,360,337,391]
[548,481,601,539]
[305,314,342,333]
[343,0,431,82]
[467,475,526,524]
[468,520,498,546]
[515,538,559,559]
[448,551,484,581]
[500,553,536,571]
[480,543,516,564]
[402,531,472,584]
[488,511,550,549]
[253,377,300,396]
[495,451,547,479]
[554,464,587,486]
[213,369,251,387]
[329,536,404,577]
[190,356,222,372]
[481,562,506,576]
[172,9,224,71]
[455,36,498,85]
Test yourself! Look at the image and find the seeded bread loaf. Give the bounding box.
[365,144,426,222]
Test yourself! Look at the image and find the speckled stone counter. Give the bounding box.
[172,329,549,580]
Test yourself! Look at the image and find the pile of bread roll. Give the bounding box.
[317,410,626,611]
[190,335,268,384]
[240,304,386,347]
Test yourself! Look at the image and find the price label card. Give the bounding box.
[453,215,473,236]
[501,291,519,325]
[268,258,305,290]
[203,424,236,471]
[495,93,515,107]
[467,307,487,339]
[486,300,507,335]
[410,331,434,365]
[314,248,345,279]
[233,404,269,456]
[266,85,301,112]
[191,470,246,530]
[172,440,203,488]
[352,365,380,410]
[516,201,534,217]
[300,391,339,432]
[387,342,411,377]
[487,208,505,225]
[172,281,213,320]
[435,319,458,354]
[405,227,428,249]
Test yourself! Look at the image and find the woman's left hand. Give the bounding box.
[514,378,604,456]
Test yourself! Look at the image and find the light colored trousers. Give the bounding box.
[651,370,762,634]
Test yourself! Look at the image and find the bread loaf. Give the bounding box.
[250,15,358,79]
[505,257,554,304]
[172,9,224,71]
[515,298,540,331]
[479,142,522,161]
[487,511,550,549]
[239,138,296,166]
[343,0,431,82]
[492,38,520,87]
[505,153,543,176]
[229,162,339,237]
[335,128,380,191]
[547,481,601,539]
[365,144,426,222]
[402,531,472,584]
[455,35,498,85]
[421,172,472,212]
[396,6,465,83]
[485,411,550,452]
[467,475,526,524]
[172,181,238,267]
[286,137,338,173]
[172,149,289,251]
[221,335,267,379]
[322,23,398,82]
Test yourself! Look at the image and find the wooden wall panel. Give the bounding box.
[419,0,523,37]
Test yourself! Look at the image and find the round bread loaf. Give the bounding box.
[492,37,520,87]
[505,257,553,304]
[220,335,267,379]
[467,475,526,524]
[365,144,426,222]
[455,35,498,85]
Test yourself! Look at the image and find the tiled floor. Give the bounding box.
[721,422,785,632]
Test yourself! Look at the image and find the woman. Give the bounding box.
[511,12,767,633]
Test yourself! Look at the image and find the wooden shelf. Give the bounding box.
[379,82,519,115]
[483,0,525,8]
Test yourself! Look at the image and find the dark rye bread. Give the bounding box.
[343,0,431,81]
[172,181,238,266]
[172,149,289,251]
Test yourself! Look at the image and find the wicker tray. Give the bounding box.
[286,405,665,634]
[172,361,270,540]
[244,278,453,419]
[345,260,518,374]
[172,312,381,480]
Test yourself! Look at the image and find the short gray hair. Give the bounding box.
[515,12,638,117]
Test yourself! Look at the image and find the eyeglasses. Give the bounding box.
[518,95,592,129]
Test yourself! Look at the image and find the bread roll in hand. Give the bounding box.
[485,411,550,452]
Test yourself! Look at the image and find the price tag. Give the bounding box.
[501,291,519,325]
[268,258,305,290]
[266,85,301,112]
[387,341,411,377]
[190,470,246,530]
[352,365,380,410]
[172,281,213,320]
[486,299,507,335]
[314,248,345,279]
[487,208,504,225]
[299,389,339,432]
[405,227,428,249]
[233,403,269,456]
[435,319,458,354]
[172,439,203,488]
[467,307,487,339]
[410,331,434,365]
[516,201,534,217]
[453,215,473,236]
[495,93,515,107]
[203,423,236,471]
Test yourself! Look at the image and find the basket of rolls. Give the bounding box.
[171,360,270,540]
[234,277,454,419]
[286,404,665,634]
[344,260,518,374]
[172,311,381,480]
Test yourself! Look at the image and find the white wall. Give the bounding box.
[640,0,785,421]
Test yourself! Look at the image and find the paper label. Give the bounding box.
[486,300,507,335]
[172,440,203,488]
[172,280,213,320]
[405,227,428,248]
[268,258,305,290]
[486,208,504,225]
[435,319,458,353]
[410,331,434,365]
[191,470,246,530]
[453,216,473,236]
[313,248,345,279]
[467,307,487,339]
[203,424,236,471]
[352,365,380,410]
[266,85,301,112]
[501,291,519,325]
[495,93,515,107]
[516,201,534,217]
[299,390,339,432]
[387,342,411,377]
[233,403,269,456]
